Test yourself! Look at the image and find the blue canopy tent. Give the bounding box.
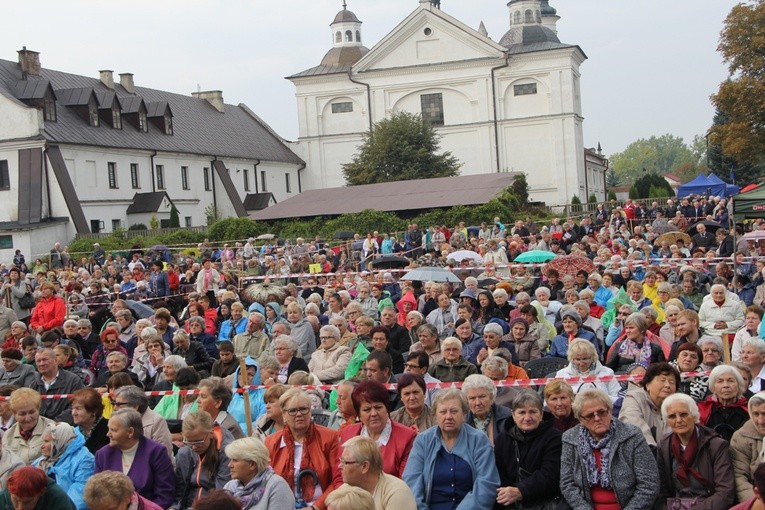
[676,174,721,198]
[706,173,740,197]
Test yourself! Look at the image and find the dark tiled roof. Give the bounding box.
[119,95,145,114]
[126,191,167,214]
[55,87,95,106]
[244,192,276,211]
[287,63,353,79]
[320,46,370,67]
[251,173,519,220]
[146,101,170,118]
[507,41,579,55]
[0,58,303,165]
[333,9,361,24]
[96,91,120,109]
[9,79,53,100]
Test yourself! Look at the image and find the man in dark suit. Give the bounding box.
[717,229,735,258]
[691,223,717,251]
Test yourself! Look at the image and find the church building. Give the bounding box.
[289,0,605,205]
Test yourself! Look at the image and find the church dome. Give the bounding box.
[499,24,560,48]
[540,0,557,16]
[332,8,361,24]
[320,46,369,66]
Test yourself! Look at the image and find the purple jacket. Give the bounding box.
[95,437,175,509]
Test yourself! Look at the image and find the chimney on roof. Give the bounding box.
[119,73,135,94]
[18,47,41,78]
[99,70,114,89]
[192,90,225,113]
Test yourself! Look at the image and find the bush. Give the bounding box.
[323,210,405,238]
[571,195,581,204]
[588,194,598,203]
[207,218,261,242]
[128,223,147,231]
[607,190,617,201]
[169,205,180,228]
[511,174,530,204]
[149,214,159,230]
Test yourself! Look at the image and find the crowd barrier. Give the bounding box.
[20,370,710,401]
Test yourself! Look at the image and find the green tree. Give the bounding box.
[606,168,620,187]
[630,173,674,199]
[570,195,581,204]
[149,214,159,230]
[511,173,529,204]
[588,194,597,203]
[711,1,765,166]
[609,134,697,185]
[607,190,617,201]
[707,111,765,185]
[342,111,461,185]
[169,205,180,228]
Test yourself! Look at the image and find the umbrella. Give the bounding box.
[369,255,411,270]
[744,230,765,241]
[651,224,679,234]
[513,250,556,263]
[256,233,275,240]
[400,267,461,283]
[544,254,595,278]
[477,277,499,288]
[654,231,691,246]
[687,220,723,233]
[449,250,483,263]
[125,300,155,319]
[334,230,355,240]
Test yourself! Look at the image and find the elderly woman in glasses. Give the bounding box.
[697,336,724,372]
[697,364,749,442]
[560,388,658,510]
[171,410,232,510]
[656,393,735,509]
[223,436,295,509]
[308,325,352,385]
[265,388,340,509]
[555,339,620,401]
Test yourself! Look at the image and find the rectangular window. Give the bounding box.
[0,160,9,190]
[285,173,291,193]
[112,108,122,129]
[514,83,538,96]
[203,167,211,191]
[156,165,165,189]
[130,163,139,188]
[0,235,12,249]
[331,102,353,113]
[139,112,148,132]
[261,170,267,192]
[44,95,56,122]
[243,169,250,192]
[181,166,189,190]
[420,93,444,126]
[107,162,118,189]
[111,219,121,231]
[185,216,192,227]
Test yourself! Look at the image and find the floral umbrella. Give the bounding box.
[543,254,595,278]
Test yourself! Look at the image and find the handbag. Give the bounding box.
[666,497,704,510]
[18,286,35,309]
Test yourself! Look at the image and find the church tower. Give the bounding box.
[321,1,369,66]
[499,0,561,48]
[540,0,560,34]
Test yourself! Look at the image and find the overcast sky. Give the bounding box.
[1,0,738,157]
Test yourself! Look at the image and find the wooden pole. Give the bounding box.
[238,358,253,437]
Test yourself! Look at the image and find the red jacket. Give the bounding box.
[167,271,180,292]
[203,308,218,335]
[29,295,66,332]
[266,424,340,510]
[335,419,416,487]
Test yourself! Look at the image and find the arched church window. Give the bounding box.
[345,30,353,42]
[356,30,361,42]
[335,31,342,43]
[536,10,541,23]
[525,9,533,23]
[513,11,521,24]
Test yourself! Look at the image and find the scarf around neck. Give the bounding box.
[671,426,710,489]
[577,419,616,489]
[228,467,275,508]
[282,422,318,502]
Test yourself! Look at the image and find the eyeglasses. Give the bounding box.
[285,406,311,416]
[580,409,609,422]
[319,336,335,341]
[182,433,209,447]
[404,363,421,370]
[617,311,630,316]
[112,400,129,408]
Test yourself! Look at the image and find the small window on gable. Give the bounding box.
[525,9,533,23]
[421,93,444,127]
[356,31,361,42]
[243,169,250,192]
[514,83,538,96]
[112,106,122,129]
[0,160,9,191]
[345,30,353,42]
[43,93,56,122]
[335,31,342,43]
[89,104,100,127]
[332,102,353,114]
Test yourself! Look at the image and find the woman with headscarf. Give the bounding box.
[32,422,94,510]
[264,302,282,337]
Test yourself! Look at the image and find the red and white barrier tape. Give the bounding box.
[17,370,709,401]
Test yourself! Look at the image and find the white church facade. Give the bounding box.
[289,0,606,205]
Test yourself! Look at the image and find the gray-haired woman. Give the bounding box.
[560,388,658,510]
[463,373,512,447]
[656,393,735,509]
[224,436,295,509]
[731,391,765,502]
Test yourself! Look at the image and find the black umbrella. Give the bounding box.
[334,230,355,240]
[369,255,411,270]
[687,220,723,233]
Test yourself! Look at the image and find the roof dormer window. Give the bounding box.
[164,114,173,135]
[89,104,100,127]
[112,106,122,129]
[43,93,56,122]
[139,112,148,132]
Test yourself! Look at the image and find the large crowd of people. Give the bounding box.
[1,195,765,509]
